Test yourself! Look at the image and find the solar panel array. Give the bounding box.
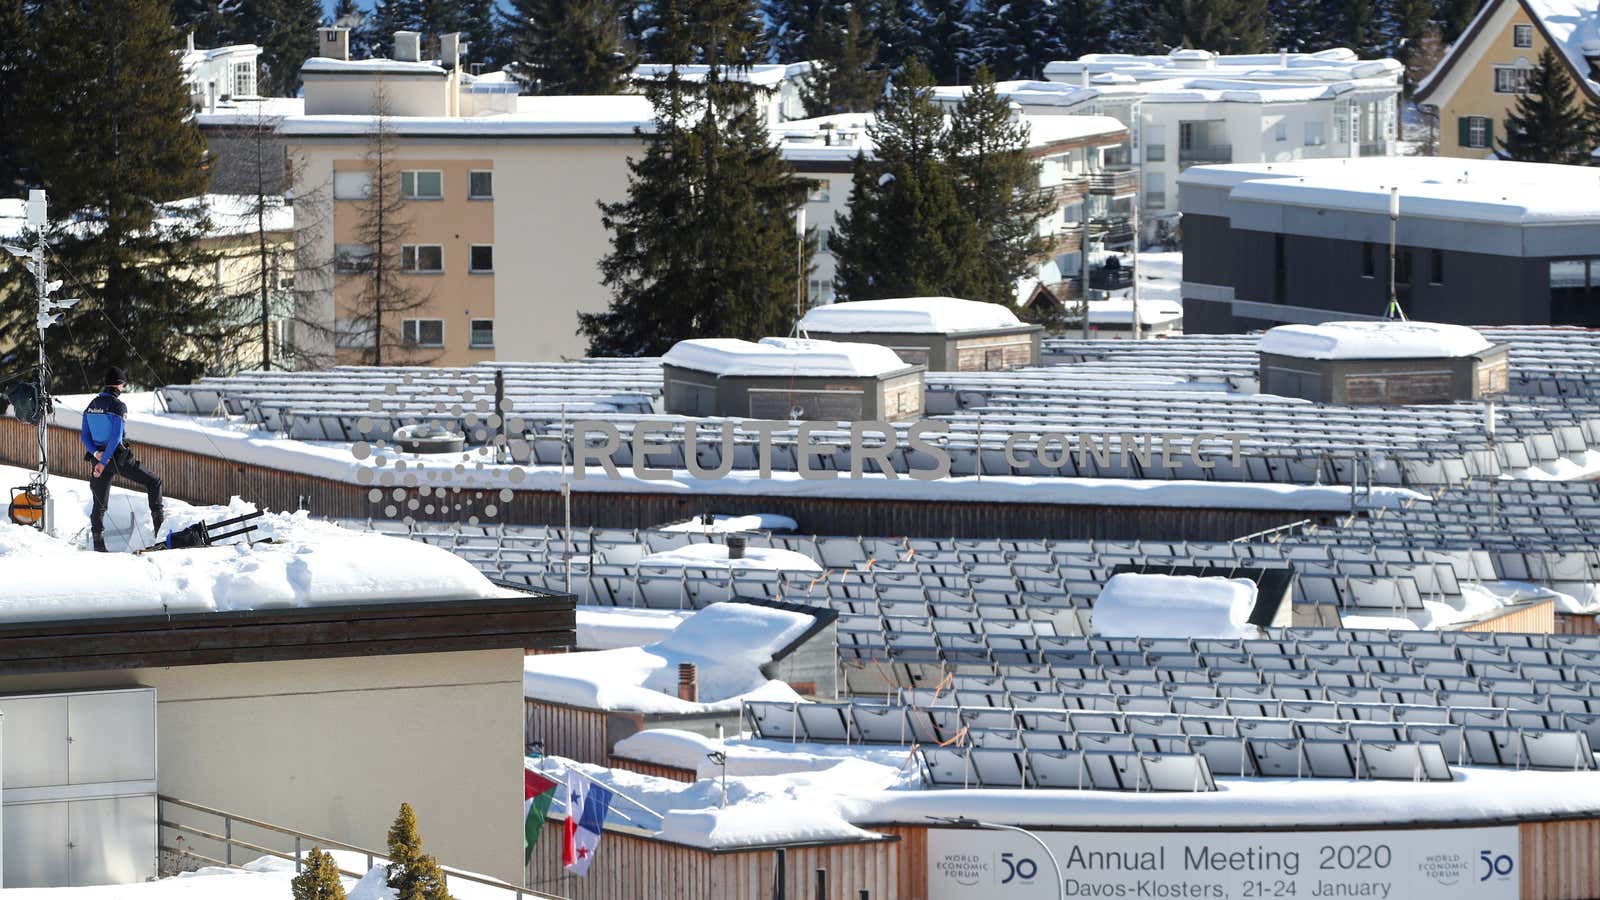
[159,326,1600,487]
[742,626,1600,791]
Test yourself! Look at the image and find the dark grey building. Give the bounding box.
[1178,158,1600,333]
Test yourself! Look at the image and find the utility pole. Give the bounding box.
[3,190,79,534]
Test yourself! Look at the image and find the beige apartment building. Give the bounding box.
[283,28,652,364]
[1416,0,1600,157]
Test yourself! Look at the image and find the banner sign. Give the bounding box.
[927,826,1518,900]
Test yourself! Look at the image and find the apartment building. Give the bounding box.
[281,28,652,365]
[1415,0,1600,157]
[1179,156,1600,332]
[1013,48,1405,242]
[776,111,1133,308]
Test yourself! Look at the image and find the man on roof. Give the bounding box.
[80,366,163,552]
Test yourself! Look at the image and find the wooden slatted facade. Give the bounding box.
[1555,612,1599,635]
[524,817,1600,900]
[526,699,611,765]
[0,420,1318,540]
[526,821,921,900]
[1461,599,1556,634]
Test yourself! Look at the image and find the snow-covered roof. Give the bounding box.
[1182,156,1600,226]
[0,491,500,624]
[1085,297,1185,326]
[933,80,1099,110]
[638,542,822,574]
[659,513,799,534]
[662,337,916,378]
[632,61,815,87]
[1260,321,1496,360]
[1042,47,1402,104]
[522,602,821,713]
[300,56,446,77]
[1093,573,1259,638]
[776,109,1126,166]
[277,94,656,137]
[799,297,1029,334]
[0,194,292,241]
[180,43,261,73]
[194,96,307,127]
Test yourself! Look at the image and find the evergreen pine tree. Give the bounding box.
[1155,0,1272,53]
[235,0,322,96]
[1386,0,1434,91]
[172,0,229,45]
[1107,0,1162,54]
[1439,0,1484,44]
[450,0,508,70]
[870,0,918,70]
[386,804,454,900]
[970,0,1067,82]
[906,0,975,83]
[798,3,887,116]
[831,60,983,301]
[0,0,29,193]
[1058,0,1113,59]
[6,0,238,392]
[764,0,823,60]
[1332,0,1388,58]
[1269,0,1332,52]
[291,848,347,900]
[944,66,1053,306]
[506,0,635,94]
[580,0,806,355]
[328,0,377,59]
[1498,47,1594,164]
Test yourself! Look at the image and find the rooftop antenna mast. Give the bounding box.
[3,189,78,533]
[1384,186,1408,321]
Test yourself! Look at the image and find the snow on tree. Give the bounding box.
[505,0,635,94]
[1498,47,1596,165]
[969,1,1067,82]
[798,2,888,115]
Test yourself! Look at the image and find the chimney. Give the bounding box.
[677,663,699,702]
[727,534,747,560]
[394,30,421,63]
[187,31,196,53]
[440,32,462,69]
[319,27,350,62]
[1279,48,1289,67]
[1079,66,1089,87]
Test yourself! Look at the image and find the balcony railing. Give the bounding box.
[1178,144,1233,166]
[1359,141,1392,157]
[1045,227,1086,256]
[1087,168,1139,196]
[1087,217,1135,247]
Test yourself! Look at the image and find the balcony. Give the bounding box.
[1052,178,1089,204]
[1087,168,1139,196]
[1045,225,1086,255]
[1087,217,1135,248]
[1178,144,1232,168]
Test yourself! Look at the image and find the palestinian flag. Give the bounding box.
[525,764,559,863]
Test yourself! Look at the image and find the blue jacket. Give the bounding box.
[80,390,127,461]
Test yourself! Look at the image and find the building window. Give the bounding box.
[807,279,835,304]
[1396,246,1413,284]
[1514,24,1533,48]
[1460,115,1493,148]
[402,318,445,347]
[1144,172,1165,210]
[1145,143,1166,162]
[1494,66,1533,93]
[1305,121,1325,146]
[231,60,256,98]
[334,243,373,274]
[1274,120,1287,142]
[401,244,443,272]
[817,229,831,253]
[1273,234,1286,304]
[333,171,372,200]
[400,170,443,200]
[468,170,493,199]
[1551,259,1600,326]
[807,183,831,204]
[469,244,494,273]
[1429,249,1444,284]
[469,319,494,348]
[335,318,374,349]
[1145,125,1166,162]
[1362,242,1376,278]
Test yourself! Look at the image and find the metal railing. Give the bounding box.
[1359,141,1391,157]
[1178,144,1232,163]
[1086,168,1139,195]
[1088,266,1134,290]
[159,795,555,899]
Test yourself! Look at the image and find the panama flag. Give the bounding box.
[562,770,614,877]
[524,764,559,863]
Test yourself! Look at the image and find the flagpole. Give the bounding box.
[541,757,666,819]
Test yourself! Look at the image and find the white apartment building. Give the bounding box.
[180,34,262,113]
[1023,48,1404,242]
[775,110,1133,308]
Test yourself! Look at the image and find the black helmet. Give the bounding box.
[104,366,127,387]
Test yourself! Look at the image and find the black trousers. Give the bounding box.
[89,446,163,535]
